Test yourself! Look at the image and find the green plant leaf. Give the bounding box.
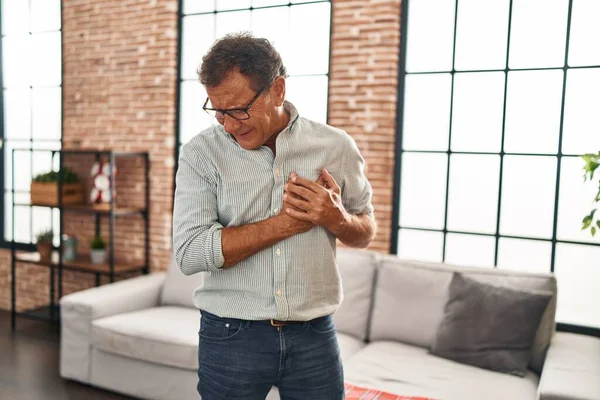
[597,220,600,230]
[592,226,597,236]
[582,209,596,229]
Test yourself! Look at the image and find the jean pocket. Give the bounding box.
[308,316,336,334]
[199,315,243,341]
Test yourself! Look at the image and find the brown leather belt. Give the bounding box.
[266,319,304,327]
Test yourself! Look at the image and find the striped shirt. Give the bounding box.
[173,101,374,321]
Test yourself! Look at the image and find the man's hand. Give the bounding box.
[283,169,349,232]
[276,173,326,234]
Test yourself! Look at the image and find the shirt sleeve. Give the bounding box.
[172,143,225,275]
[341,137,375,216]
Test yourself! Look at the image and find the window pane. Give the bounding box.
[5,145,31,192]
[216,0,251,11]
[445,233,495,268]
[14,205,31,243]
[454,0,510,71]
[31,32,61,87]
[1,0,29,35]
[398,229,444,263]
[509,0,569,69]
[216,10,252,39]
[405,0,455,72]
[555,243,600,328]
[251,6,290,63]
[183,0,216,14]
[32,206,51,243]
[557,156,600,244]
[451,72,505,152]
[30,0,61,32]
[3,89,31,140]
[497,238,552,274]
[399,153,448,230]
[2,35,32,87]
[181,14,216,80]
[31,151,53,181]
[568,0,600,67]
[180,81,213,145]
[504,70,563,154]
[32,87,61,141]
[402,73,451,151]
[562,68,600,155]
[253,0,289,6]
[288,3,330,75]
[447,154,500,234]
[500,156,557,238]
[286,75,328,124]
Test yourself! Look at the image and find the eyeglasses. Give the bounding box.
[203,86,267,121]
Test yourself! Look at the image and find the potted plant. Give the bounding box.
[31,167,84,206]
[36,229,54,262]
[90,235,107,264]
[581,151,600,236]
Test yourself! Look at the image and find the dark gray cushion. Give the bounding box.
[430,272,552,377]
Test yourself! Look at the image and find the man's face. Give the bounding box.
[206,71,280,150]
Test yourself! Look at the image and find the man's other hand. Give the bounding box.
[276,172,327,234]
[283,169,349,232]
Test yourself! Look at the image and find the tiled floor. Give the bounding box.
[0,310,134,400]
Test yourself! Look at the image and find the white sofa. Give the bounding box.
[59,249,600,400]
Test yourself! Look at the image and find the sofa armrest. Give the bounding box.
[538,332,600,400]
[59,272,166,383]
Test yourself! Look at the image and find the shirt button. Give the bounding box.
[273,208,279,214]
[275,168,280,177]
[275,248,281,255]
[276,289,282,296]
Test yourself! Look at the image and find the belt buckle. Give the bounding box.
[270,319,287,327]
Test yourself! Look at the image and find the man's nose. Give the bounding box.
[222,114,242,134]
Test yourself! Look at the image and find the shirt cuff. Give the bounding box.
[210,225,225,271]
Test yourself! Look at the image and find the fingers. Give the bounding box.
[289,174,322,193]
[285,208,312,222]
[285,181,315,201]
[316,174,325,186]
[321,168,341,195]
[283,192,310,211]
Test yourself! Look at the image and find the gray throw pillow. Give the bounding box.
[430,272,552,377]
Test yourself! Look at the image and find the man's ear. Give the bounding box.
[270,76,286,107]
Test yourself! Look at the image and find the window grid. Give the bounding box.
[175,0,332,163]
[393,0,600,335]
[0,0,63,248]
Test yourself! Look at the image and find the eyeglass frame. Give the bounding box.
[202,85,268,121]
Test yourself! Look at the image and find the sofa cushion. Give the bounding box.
[91,306,200,371]
[369,255,557,373]
[343,341,539,400]
[160,255,205,308]
[430,273,552,376]
[332,248,378,341]
[337,332,366,361]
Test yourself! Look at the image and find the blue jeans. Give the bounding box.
[197,311,344,400]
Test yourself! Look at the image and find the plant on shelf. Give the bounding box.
[90,235,107,265]
[581,151,600,236]
[31,167,80,183]
[35,229,54,262]
[30,167,85,207]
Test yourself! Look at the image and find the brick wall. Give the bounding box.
[0,0,402,312]
[329,0,401,252]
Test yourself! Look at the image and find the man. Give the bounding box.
[173,32,376,400]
